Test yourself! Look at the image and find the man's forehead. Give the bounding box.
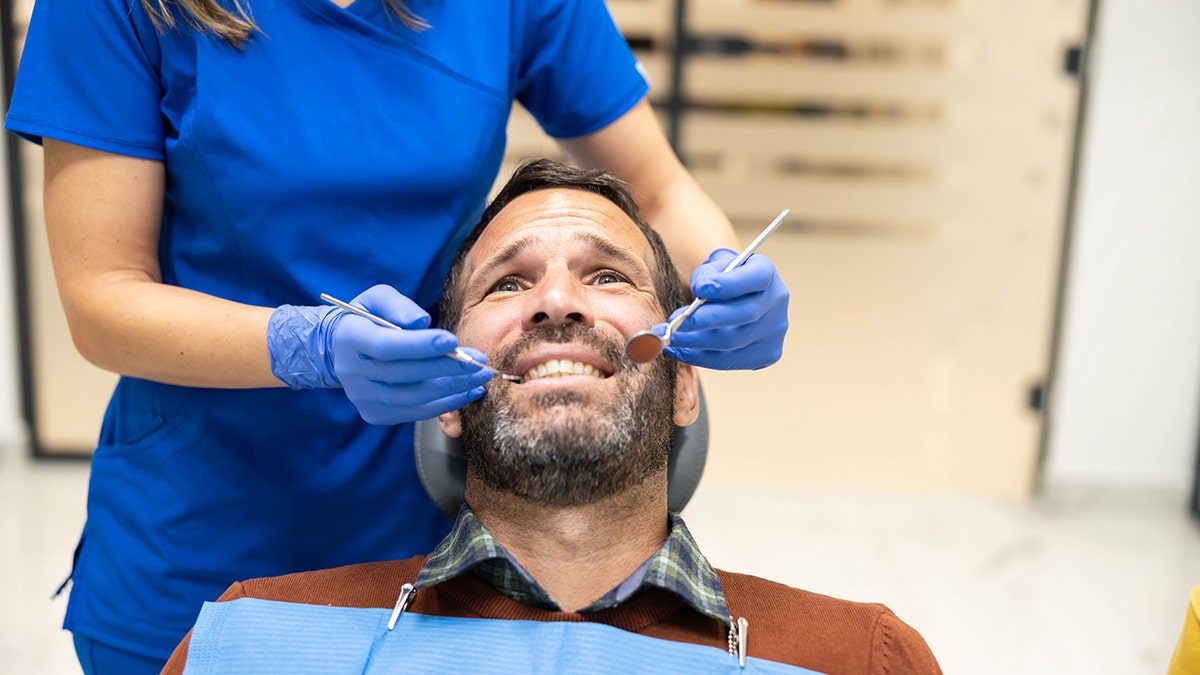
[466,188,653,272]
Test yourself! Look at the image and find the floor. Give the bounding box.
[1,445,1197,674]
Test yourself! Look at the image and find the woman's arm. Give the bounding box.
[557,98,738,280]
[42,139,281,388]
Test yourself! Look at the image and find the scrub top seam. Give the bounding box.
[5,112,164,159]
[289,0,508,104]
[538,76,649,140]
[66,613,177,662]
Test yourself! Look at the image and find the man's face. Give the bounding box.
[440,188,697,505]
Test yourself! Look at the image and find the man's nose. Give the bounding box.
[526,267,593,327]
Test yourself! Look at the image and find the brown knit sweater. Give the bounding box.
[162,556,942,674]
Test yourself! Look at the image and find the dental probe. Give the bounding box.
[624,208,791,364]
[319,293,523,381]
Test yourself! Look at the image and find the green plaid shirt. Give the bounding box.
[415,507,730,627]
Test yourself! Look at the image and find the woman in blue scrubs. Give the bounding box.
[6,1,790,672]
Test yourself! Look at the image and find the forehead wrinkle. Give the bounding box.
[464,225,655,300]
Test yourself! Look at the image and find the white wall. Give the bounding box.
[1046,0,1200,491]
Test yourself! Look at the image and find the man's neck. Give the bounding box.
[465,475,670,612]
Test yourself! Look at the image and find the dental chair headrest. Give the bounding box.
[414,383,709,518]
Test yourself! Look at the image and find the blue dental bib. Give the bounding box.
[183,597,825,674]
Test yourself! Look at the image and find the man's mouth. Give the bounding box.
[520,359,610,384]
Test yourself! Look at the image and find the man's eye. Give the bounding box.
[488,278,522,294]
[592,270,629,286]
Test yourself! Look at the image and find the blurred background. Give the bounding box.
[2,0,1199,673]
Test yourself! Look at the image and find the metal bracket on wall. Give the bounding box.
[666,0,687,155]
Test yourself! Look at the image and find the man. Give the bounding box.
[162,159,942,674]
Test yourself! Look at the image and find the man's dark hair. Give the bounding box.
[440,158,689,331]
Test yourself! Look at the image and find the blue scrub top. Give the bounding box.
[7,0,647,659]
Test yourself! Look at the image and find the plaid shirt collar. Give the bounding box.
[415,506,730,626]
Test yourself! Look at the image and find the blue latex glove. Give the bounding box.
[659,248,790,370]
[267,285,491,424]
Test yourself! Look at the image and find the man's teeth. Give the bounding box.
[521,359,606,383]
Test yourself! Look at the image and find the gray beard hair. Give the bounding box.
[461,361,676,506]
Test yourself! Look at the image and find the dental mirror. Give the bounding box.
[625,208,791,365]
[319,293,523,381]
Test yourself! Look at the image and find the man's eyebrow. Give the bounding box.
[577,231,649,276]
[466,230,652,297]
[466,237,538,297]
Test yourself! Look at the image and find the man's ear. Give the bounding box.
[673,363,700,427]
[438,410,464,438]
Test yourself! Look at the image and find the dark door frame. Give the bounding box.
[0,0,59,459]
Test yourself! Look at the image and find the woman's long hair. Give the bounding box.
[138,0,427,47]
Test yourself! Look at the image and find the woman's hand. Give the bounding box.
[329,285,492,425]
[658,249,790,371]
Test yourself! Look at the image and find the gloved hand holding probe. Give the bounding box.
[658,248,790,371]
[267,284,491,425]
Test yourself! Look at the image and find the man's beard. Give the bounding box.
[458,323,677,506]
